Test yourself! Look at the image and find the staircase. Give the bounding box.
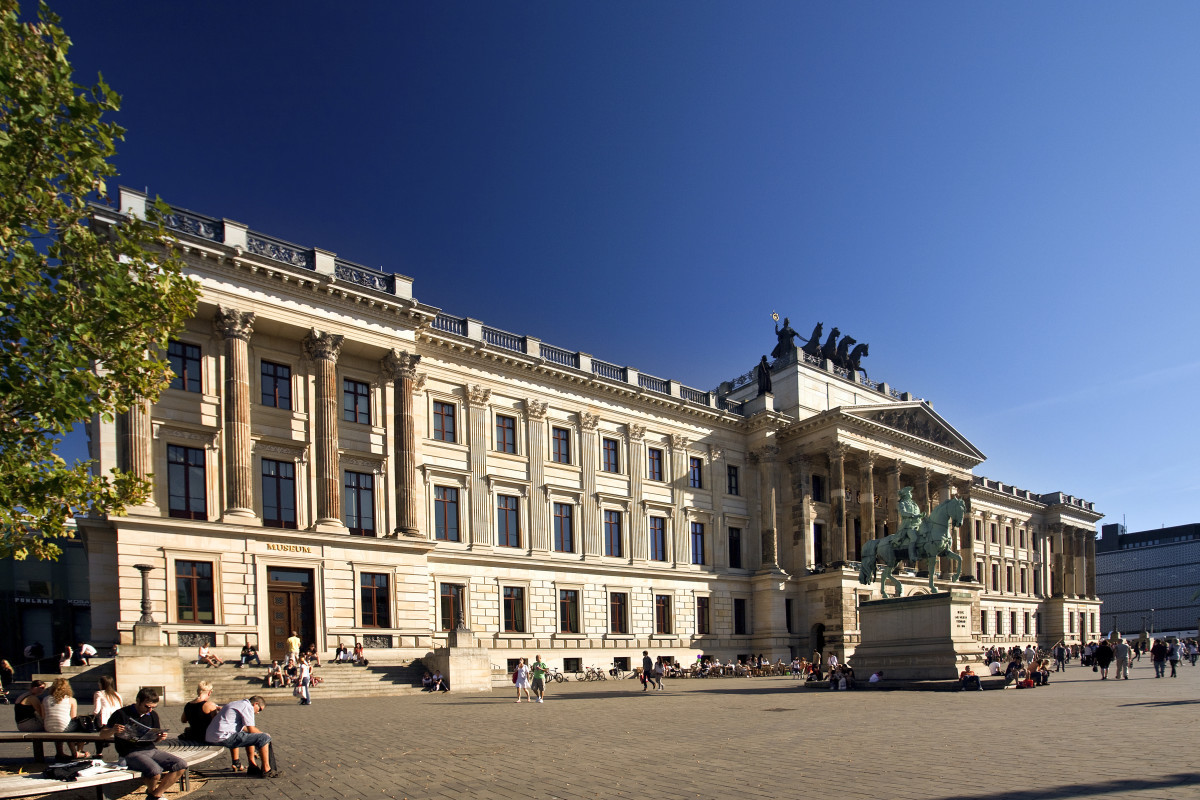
[180,659,429,702]
[33,658,117,699]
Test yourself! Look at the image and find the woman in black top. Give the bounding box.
[180,681,245,770]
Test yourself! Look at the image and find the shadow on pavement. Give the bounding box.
[925,772,1200,800]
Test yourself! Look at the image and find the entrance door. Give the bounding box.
[266,567,314,661]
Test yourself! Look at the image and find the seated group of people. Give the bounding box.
[181,680,283,779]
[263,655,323,693]
[333,641,369,665]
[960,655,1052,690]
[420,670,450,692]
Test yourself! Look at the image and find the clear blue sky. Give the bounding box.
[49,1,1200,534]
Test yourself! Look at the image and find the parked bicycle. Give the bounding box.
[577,665,607,681]
[546,666,568,683]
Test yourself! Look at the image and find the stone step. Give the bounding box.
[178,660,429,700]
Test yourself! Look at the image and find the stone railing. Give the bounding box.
[335,260,395,293]
[163,208,223,241]
[482,326,526,354]
[681,386,710,405]
[432,314,467,336]
[592,359,627,382]
[539,342,580,368]
[246,232,314,270]
[638,373,670,394]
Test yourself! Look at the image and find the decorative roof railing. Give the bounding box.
[680,386,710,405]
[245,232,313,270]
[592,359,627,382]
[335,260,395,293]
[482,326,526,354]
[162,208,223,241]
[432,314,467,336]
[539,343,579,369]
[638,373,670,394]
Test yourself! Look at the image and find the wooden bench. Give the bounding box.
[0,733,107,763]
[0,738,223,800]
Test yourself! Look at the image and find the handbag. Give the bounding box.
[292,685,301,697]
[76,714,99,733]
[1092,665,1098,672]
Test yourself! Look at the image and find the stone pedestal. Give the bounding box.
[850,589,979,680]
[114,643,186,705]
[426,630,492,693]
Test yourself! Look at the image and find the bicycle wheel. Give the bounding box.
[576,671,586,681]
[553,673,565,683]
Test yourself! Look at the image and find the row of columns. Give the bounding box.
[123,309,423,536]
[1050,523,1097,599]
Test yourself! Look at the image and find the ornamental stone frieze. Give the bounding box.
[212,306,255,341]
[709,447,724,463]
[871,408,953,448]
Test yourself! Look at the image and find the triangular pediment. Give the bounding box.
[842,402,986,461]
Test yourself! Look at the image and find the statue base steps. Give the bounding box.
[850,589,980,681]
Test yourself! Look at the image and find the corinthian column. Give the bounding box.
[304,329,344,528]
[382,349,422,537]
[829,445,848,564]
[860,452,876,543]
[214,307,256,519]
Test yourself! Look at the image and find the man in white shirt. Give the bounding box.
[206,697,280,778]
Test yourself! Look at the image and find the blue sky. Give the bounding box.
[49,1,1200,533]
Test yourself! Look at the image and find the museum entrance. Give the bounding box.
[266,567,315,661]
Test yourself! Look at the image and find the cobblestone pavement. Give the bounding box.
[4,659,1198,800]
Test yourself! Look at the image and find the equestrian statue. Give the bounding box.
[858,492,966,598]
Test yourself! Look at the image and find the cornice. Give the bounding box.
[779,407,981,469]
[416,328,750,430]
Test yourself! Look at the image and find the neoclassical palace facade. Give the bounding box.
[80,188,1103,669]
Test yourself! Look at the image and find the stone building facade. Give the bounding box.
[79,188,1104,670]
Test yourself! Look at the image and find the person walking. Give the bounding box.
[285,631,301,661]
[641,651,654,692]
[1053,642,1067,672]
[1167,640,1181,678]
[1113,639,1131,680]
[1150,639,1168,678]
[297,656,312,704]
[653,656,665,690]
[1094,639,1114,680]
[513,658,532,702]
[529,655,548,704]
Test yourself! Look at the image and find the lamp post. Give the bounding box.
[131,564,161,645]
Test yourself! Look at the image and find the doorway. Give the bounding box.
[267,567,315,661]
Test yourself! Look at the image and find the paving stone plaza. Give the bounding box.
[6,660,1195,800]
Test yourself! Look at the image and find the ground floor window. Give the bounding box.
[610,592,629,634]
[176,560,214,623]
[733,598,748,635]
[440,583,464,631]
[559,589,580,633]
[360,572,389,628]
[503,586,526,633]
[654,594,671,634]
[696,596,710,635]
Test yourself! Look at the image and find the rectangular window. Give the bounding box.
[1069,612,1075,634]
[175,560,214,623]
[167,445,207,520]
[786,599,794,634]
[553,503,574,552]
[551,427,571,464]
[649,517,667,562]
[496,414,517,454]
[439,583,464,631]
[602,438,620,473]
[1019,529,1026,548]
[345,471,375,536]
[691,522,705,565]
[696,597,711,635]
[727,465,739,496]
[647,448,664,481]
[728,527,743,569]
[604,510,623,558]
[168,339,201,393]
[343,378,370,424]
[811,474,825,503]
[497,495,520,548]
[433,401,456,442]
[813,523,824,564]
[975,561,984,584]
[1005,526,1012,546]
[995,610,1002,634]
[655,594,672,634]
[1024,611,1031,635]
[434,486,459,541]
[990,523,997,543]
[1011,611,1018,634]
[261,459,296,529]
[610,592,628,634]
[980,610,988,634]
[991,564,999,591]
[733,598,748,635]
[1006,566,1013,592]
[1090,612,1095,633]
[260,361,291,409]
[689,456,703,489]
[360,572,390,628]
[1020,569,1027,593]
[559,589,580,633]
[502,586,525,633]
[974,519,982,540]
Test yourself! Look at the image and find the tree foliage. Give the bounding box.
[0,0,199,559]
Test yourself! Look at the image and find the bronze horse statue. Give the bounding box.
[820,327,841,361]
[846,342,869,373]
[833,336,857,369]
[858,497,965,598]
[800,322,824,358]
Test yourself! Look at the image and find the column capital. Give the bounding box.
[627,422,645,440]
[827,442,850,462]
[380,349,421,381]
[580,411,600,432]
[887,458,904,476]
[466,384,492,407]
[670,433,689,451]
[708,446,724,463]
[525,399,549,420]
[212,306,255,341]
[303,328,344,362]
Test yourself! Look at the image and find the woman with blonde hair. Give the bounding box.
[42,678,87,759]
[92,675,122,756]
[181,681,245,770]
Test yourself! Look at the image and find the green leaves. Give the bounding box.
[0,0,199,559]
